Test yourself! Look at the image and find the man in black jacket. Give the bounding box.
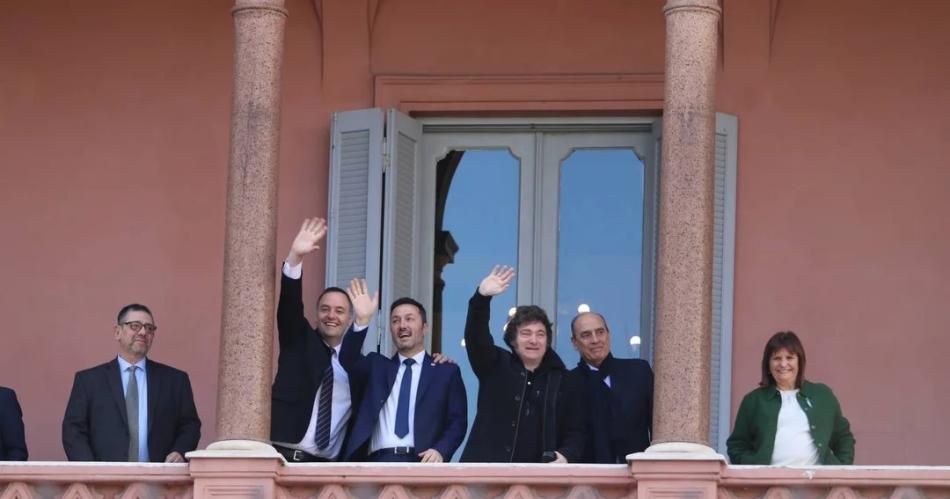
[0,386,27,461]
[460,265,585,463]
[62,304,201,462]
[270,217,364,462]
[569,312,654,463]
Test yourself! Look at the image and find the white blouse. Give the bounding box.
[771,389,820,466]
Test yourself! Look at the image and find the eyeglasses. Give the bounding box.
[122,321,157,334]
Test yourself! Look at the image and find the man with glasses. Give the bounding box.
[568,312,653,463]
[62,304,201,462]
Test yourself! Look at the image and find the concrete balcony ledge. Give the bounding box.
[278,462,633,486]
[723,464,950,486]
[0,461,190,483]
[2,461,950,498]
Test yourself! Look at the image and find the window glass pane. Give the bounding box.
[556,149,645,361]
[433,149,519,459]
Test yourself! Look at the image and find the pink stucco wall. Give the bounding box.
[718,0,950,464]
[1,0,232,459]
[1,0,947,463]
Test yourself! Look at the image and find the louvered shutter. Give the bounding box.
[326,109,385,352]
[710,112,738,454]
[378,109,424,355]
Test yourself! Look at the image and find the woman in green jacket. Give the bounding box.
[727,331,855,465]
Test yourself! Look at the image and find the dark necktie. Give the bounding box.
[125,365,139,462]
[314,353,334,449]
[394,358,415,438]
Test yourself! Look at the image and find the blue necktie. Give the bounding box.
[314,354,334,449]
[394,358,415,438]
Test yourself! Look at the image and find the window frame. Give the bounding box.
[325,110,737,453]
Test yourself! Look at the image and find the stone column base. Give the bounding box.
[629,442,725,499]
[641,441,720,456]
[188,440,283,499]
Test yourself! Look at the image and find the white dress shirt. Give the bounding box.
[587,363,612,388]
[370,350,425,453]
[117,356,149,462]
[771,389,820,466]
[271,261,353,459]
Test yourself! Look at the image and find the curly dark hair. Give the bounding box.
[503,305,553,350]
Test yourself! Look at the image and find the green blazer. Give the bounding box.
[727,380,855,465]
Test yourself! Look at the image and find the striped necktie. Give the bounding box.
[314,353,334,449]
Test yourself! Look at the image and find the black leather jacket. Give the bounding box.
[459,291,585,463]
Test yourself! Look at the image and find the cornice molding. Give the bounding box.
[375,74,665,114]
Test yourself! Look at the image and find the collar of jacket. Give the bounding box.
[763,379,817,399]
[576,352,615,376]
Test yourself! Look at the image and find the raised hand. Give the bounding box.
[347,278,379,327]
[478,265,515,297]
[431,352,456,365]
[286,217,327,266]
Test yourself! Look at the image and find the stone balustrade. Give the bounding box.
[3,460,949,499]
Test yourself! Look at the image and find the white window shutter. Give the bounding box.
[642,119,663,365]
[379,109,424,355]
[710,112,738,455]
[326,108,385,352]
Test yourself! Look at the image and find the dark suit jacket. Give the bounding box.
[62,358,201,462]
[569,354,653,463]
[0,387,28,461]
[339,326,467,461]
[270,272,364,452]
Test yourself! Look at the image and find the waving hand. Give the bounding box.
[477,265,515,297]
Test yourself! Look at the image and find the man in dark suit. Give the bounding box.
[569,312,653,463]
[62,304,201,462]
[270,217,364,462]
[0,386,28,460]
[339,279,467,462]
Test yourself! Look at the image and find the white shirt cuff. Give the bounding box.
[283,261,302,279]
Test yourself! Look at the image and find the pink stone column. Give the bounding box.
[215,0,288,444]
[651,0,722,450]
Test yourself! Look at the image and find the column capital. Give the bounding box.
[663,0,721,17]
[232,0,288,17]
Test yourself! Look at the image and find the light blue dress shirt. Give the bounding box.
[117,356,149,462]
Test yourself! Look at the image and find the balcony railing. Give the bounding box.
[2,458,949,498]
